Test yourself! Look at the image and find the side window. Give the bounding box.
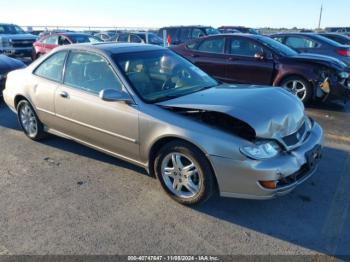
[64,52,122,94]
[118,34,128,42]
[45,35,59,45]
[285,36,319,48]
[197,38,225,53]
[179,28,191,41]
[58,36,70,45]
[34,51,67,82]
[229,38,264,57]
[192,28,205,39]
[273,36,284,43]
[130,34,142,43]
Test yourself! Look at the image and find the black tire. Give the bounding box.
[280,76,313,105]
[154,140,216,205]
[17,99,46,140]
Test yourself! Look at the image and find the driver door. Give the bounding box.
[225,36,274,85]
[54,51,140,162]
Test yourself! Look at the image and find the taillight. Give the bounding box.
[336,49,350,57]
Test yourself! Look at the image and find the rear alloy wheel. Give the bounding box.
[281,76,312,104]
[154,141,215,205]
[17,100,46,140]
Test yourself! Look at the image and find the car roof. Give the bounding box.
[56,42,165,55]
[321,32,349,37]
[159,25,212,29]
[198,33,262,39]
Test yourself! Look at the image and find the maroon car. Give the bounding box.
[32,32,101,60]
[172,34,350,104]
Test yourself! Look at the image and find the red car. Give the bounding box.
[172,34,350,104]
[32,32,101,60]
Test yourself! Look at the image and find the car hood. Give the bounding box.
[157,85,305,139]
[0,55,26,73]
[0,33,37,40]
[288,53,348,71]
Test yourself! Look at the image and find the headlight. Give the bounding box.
[339,72,349,79]
[240,140,281,160]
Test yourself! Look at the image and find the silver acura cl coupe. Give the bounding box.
[2,43,324,205]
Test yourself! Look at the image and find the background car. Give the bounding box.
[32,32,102,59]
[115,32,163,45]
[2,43,323,205]
[218,26,260,34]
[270,33,350,66]
[38,29,74,39]
[0,54,26,97]
[94,31,119,42]
[157,26,220,45]
[319,33,350,46]
[0,23,37,59]
[172,34,350,104]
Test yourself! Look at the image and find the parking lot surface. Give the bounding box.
[0,100,349,256]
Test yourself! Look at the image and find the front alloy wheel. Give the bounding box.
[161,153,201,198]
[155,141,216,205]
[281,76,312,104]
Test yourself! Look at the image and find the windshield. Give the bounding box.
[258,36,298,56]
[205,27,221,35]
[0,24,26,35]
[113,50,218,103]
[69,35,102,43]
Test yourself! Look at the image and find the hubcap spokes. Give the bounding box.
[20,104,37,136]
[161,153,201,198]
[285,80,307,101]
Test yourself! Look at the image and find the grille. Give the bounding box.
[282,122,307,148]
[10,39,35,48]
[277,165,309,187]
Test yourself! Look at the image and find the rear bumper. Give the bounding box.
[210,122,324,200]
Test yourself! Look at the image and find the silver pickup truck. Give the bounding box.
[0,24,37,59]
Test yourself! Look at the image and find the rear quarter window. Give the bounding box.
[34,51,67,82]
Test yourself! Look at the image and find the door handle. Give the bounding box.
[228,57,234,61]
[59,91,69,98]
[191,53,199,58]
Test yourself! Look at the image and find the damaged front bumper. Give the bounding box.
[316,76,350,103]
[209,122,324,200]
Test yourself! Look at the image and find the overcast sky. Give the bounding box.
[1,0,349,29]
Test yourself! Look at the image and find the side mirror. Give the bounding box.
[99,89,133,104]
[254,52,265,60]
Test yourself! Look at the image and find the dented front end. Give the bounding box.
[156,85,324,199]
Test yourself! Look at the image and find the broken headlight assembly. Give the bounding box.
[240,140,281,160]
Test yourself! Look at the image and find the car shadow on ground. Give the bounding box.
[194,146,350,257]
[307,100,350,113]
[1,102,349,257]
